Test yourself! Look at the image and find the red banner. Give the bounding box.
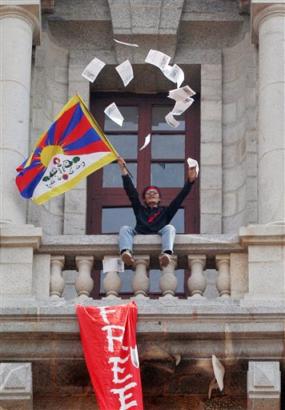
[76,301,144,410]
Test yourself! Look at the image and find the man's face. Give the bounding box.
[144,189,160,208]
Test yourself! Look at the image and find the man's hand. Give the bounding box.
[117,156,128,175]
[188,166,198,183]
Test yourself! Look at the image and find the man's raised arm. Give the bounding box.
[117,156,141,209]
[166,164,198,221]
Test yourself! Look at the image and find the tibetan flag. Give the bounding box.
[76,302,144,410]
[16,95,118,205]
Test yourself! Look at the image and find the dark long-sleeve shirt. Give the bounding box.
[122,174,194,234]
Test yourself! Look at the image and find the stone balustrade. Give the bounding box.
[41,233,244,300]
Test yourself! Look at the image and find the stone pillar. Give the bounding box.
[0,362,33,410]
[133,256,150,297]
[215,254,231,298]
[103,256,122,298]
[0,224,42,303]
[0,3,40,224]
[187,255,207,298]
[247,361,280,410]
[251,2,285,224]
[50,255,65,298]
[240,224,285,304]
[75,256,94,298]
[159,255,177,296]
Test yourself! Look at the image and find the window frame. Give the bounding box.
[87,92,200,235]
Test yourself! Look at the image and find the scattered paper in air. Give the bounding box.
[103,257,124,273]
[81,57,105,83]
[114,38,139,47]
[172,98,194,116]
[139,134,151,151]
[162,64,184,88]
[168,85,196,102]
[212,355,225,392]
[187,157,199,176]
[145,49,171,71]
[115,59,134,87]
[165,112,180,128]
[104,103,124,127]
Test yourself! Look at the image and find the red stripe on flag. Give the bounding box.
[15,163,45,190]
[61,115,94,148]
[53,103,79,145]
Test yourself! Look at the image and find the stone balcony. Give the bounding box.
[0,224,285,408]
[41,232,244,300]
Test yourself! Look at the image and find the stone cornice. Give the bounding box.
[239,223,285,247]
[0,4,41,44]
[251,3,285,44]
[0,224,42,249]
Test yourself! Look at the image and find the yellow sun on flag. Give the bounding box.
[40,145,64,167]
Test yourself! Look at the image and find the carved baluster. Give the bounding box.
[103,256,122,297]
[187,255,207,298]
[159,255,177,296]
[133,256,150,297]
[75,256,94,298]
[216,255,231,298]
[50,256,65,298]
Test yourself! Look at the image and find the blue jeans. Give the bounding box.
[119,224,176,253]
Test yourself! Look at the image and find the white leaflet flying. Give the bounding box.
[187,157,199,176]
[165,112,180,128]
[145,49,171,71]
[171,98,194,116]
[162,64,184,88]
[139,134,151,151]
[212,355,225,392]
[103,257,125,273]
[168,85,196,102]
[115,59,134,87]
[81,57,106,83]
[114,38,139,47]
[104,103,124,127]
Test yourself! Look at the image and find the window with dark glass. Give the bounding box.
[87,93,200,235]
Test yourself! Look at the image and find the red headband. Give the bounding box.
[142,185,161,198]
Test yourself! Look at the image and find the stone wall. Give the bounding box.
[27,1,256,236]
[200,63,222,234]
[28,31,69,234]
[222,31,258,233]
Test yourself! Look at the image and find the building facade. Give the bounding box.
[0,0,285,408]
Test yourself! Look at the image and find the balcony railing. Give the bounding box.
[38,233,245,301]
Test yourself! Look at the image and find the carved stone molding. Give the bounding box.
[0,363,32,409]
[251,2,285,43]
[0,3,41,44]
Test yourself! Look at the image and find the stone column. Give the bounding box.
[251,2,285,224]
[240,224,285,304]
[0,3,40,224]
[247,361,281,410]
[187,255,207,298]
[133,255,150,297]
[75,256,94,298]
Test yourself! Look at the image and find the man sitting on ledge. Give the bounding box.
[117,156,198,268]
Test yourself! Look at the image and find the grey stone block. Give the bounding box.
[0,363,32,410]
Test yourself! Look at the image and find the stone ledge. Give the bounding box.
[240,223,285,246]
[39,233,242,258]
[1,302,285,363]
[0,224,42,249]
